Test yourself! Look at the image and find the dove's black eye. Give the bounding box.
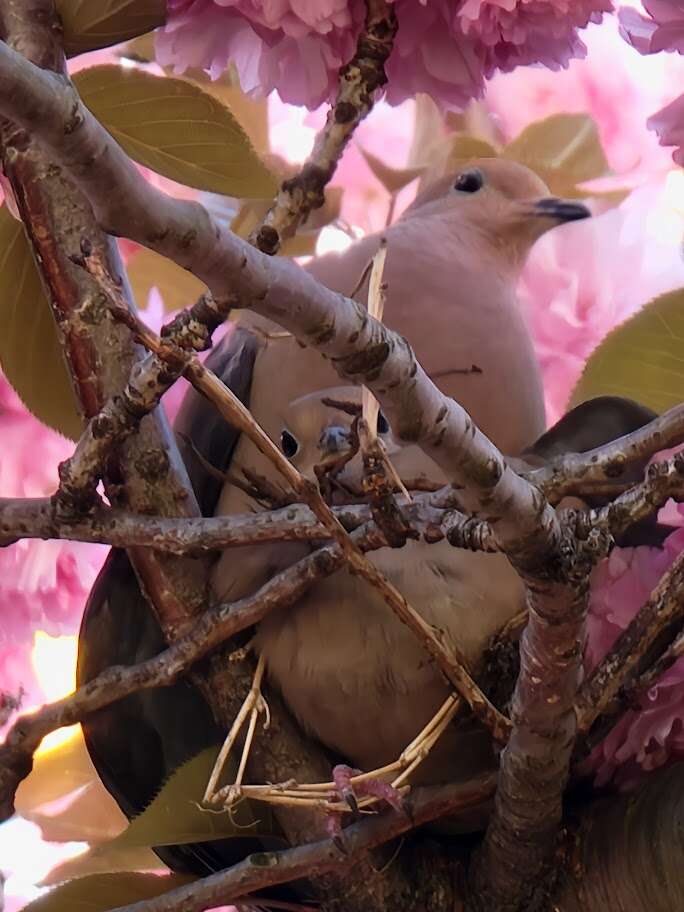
[454,169,484,193]
[280,429,299,458]
[377,412,390,435]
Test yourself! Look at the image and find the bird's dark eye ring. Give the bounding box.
[454,169,484,193]
[281,429,299,458]
[377,412,390,435]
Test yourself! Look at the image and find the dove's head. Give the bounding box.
[404,158,590,269]
[276,385,439,493]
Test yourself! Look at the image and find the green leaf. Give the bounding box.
[87,747,277,853]
[503,114,610,186]
[42,846,162,887]
[73,66,278,198]
[570,289,684,413]
[15,729,95,817]
[58,0,166,57]
[21,872,195,912]
[128,248,207,312]
[0,206,83,440]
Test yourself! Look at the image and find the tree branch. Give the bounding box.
[0,494,481,554]
[108,775,497,912]
[252,0,398,254]
[526,403,684,503]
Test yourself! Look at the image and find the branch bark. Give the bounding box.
[0,494,480,553]
[527,403,684,503]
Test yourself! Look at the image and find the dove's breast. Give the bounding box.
[254,540,522,778]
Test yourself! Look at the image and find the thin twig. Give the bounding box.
[575,550,684,735]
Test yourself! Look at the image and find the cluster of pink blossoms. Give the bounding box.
[157,0,613,110]
[620,1,684,163]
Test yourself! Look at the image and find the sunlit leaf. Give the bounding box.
[25,781,128,845]
[571,289,684,413]
[128,248,207,312]
[188,76,270,155]
[358,147,425,195]
[88,747,276,852]
[21,872,195,912]
[73,66,278,198]
[42,846,162,886]
[58,0,165,57]
[446,101,505,148]
[0,206,82,440]
[16,728,95,817]
[408,93,447,169]
[503,114,610,185]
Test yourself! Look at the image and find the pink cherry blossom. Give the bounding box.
[584,525,684,790]
[619,1,684,165]
[157,0,614,111]
[0,373,107,709]
[518,180,684,424]
[486,17,684,174]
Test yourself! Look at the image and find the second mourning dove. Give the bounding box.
[78,159,629,872]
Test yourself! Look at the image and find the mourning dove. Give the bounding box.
[78,159,603,871]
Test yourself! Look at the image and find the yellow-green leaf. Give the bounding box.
[21,872,195,912]
[89,747,277,852]
[58,0,166,57]
[0,206,83,440]
[25,780,128,845]
[571,289,684,413]
[188,77,271,155]
[42,846,162,886]
[503,114,609,186]
[128,248,207,312]
[16,728,95,817]
[73,66,278,198]
[359,147,425,195]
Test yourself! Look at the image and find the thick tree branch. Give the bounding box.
[252,0,398,254]
[0,494,482,554]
